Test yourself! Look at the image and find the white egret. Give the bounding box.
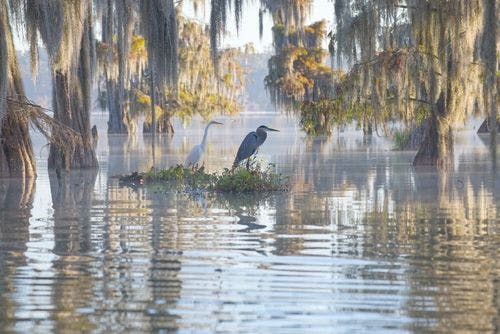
[184,121,223,167]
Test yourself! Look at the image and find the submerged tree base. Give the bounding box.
[118,163,289,193]
[477,117,500,134]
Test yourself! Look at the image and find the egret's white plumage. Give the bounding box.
[184,121,223,167]
[184,144,203,166]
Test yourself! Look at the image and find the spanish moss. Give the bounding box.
[140,0,179,134]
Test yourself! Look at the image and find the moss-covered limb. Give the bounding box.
[265,20,337,109]
[118,163,289,193]
[336,48,433,125]
[138,0,178,135]
[140,0,178,91]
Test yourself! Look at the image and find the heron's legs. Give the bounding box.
[246,159,250,170]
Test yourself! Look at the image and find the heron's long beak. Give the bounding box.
[214,121,223,125]
[267,127,279,132]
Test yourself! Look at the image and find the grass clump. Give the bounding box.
[393,130,411,150]
[214,163,287,192]
[123,161,288,193]
[145,165,215,189]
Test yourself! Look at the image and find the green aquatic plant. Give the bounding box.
[121,162,288,193]
[145,164,216,189]
[215,163,287,192]
[393,130,411,151]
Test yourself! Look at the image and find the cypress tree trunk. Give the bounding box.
[1,111,36,177]
[48,7,97,170]
[413,93,453,168]
[106,78,128,134]
[482,0,497,148]
[143,112,175,134]
[157,107,175,134]
[477,118,500,134]
[362,122,372,136]
[143,110,175,134]
[0,3,35,178]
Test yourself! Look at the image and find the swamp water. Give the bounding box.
[1,114,499,333]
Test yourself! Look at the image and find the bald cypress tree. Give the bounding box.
[0,1,35,178]
[19,0,97,170]
[47,2,97,170]
[330,0,488,168]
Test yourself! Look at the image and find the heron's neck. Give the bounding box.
[256,128,267,145]
[201,123,212,149]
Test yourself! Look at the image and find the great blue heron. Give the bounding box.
[184,120,223,167]
[233,125,279,169]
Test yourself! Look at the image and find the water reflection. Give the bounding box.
[0,178,34,258]
[0,115,498,332]
[403,171,498,332]
[49,170,97,332]
[0,178,34,331]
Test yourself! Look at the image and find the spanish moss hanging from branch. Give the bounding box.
[96,0,137,134]
[140,0,179,134]
[209,0,228,72]
[330,0,486,167]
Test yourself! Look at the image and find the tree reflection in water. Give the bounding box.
[0,178,35,332]
[49,170,97,332]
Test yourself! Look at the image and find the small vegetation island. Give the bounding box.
[118,163,289,193]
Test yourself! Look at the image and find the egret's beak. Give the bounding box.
[266,127,279,132]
